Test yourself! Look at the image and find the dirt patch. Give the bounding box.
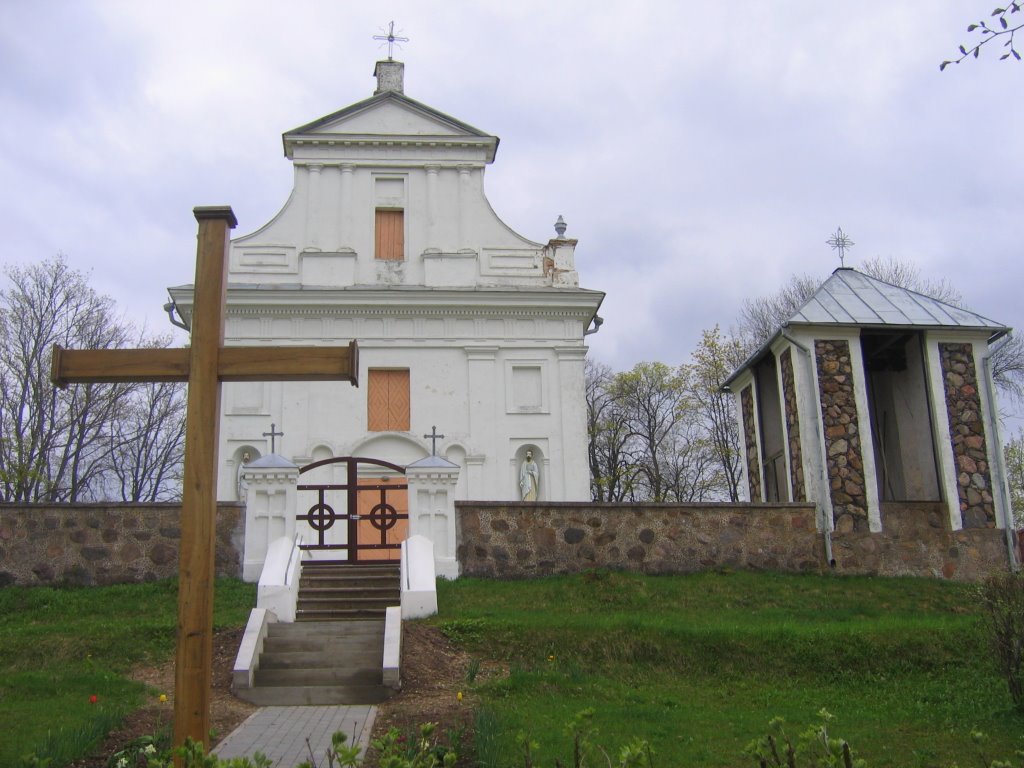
[364,621,476,766]
[69,622,478,767]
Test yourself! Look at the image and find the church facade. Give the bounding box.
[169,60,603,512]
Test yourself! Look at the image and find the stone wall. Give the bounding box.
[815,340,869,532]
[456,501,1013,582]
[779,348,806,502]
[458,501,822,577]
[740,386,763,502]
[939,343,995,528]
[0,502,245,586]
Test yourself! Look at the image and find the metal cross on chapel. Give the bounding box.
[373,20,409,60]
[827,227,855,268]
[424,425,445,456]
[51,207,360,753]
[263,423,284,453]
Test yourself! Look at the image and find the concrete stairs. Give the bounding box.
[297,561,400,621]
[234,561,401,706]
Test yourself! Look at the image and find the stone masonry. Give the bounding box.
[0,502,245,586]
[815,340,869,532]
[457,501,1012,582]
[741,386,762,502]
[779,348,806,502]
[939,343,996,528]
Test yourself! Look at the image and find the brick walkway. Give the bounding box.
[212,705,377,766]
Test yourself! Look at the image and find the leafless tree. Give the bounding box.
[585,359,637,502]
[0,256,185,502]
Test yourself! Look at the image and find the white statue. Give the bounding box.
[236,451,252,501]
[519,450,539,501]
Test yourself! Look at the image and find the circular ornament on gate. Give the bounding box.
[305,501,338,532]
[368,502,399,531]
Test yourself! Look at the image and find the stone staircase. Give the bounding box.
[235,561,401,706]
[297,561,401,621]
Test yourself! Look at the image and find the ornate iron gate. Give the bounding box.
[297,456,408,561]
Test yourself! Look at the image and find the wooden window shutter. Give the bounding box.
[368,369,410,431]
[375,209,404,261]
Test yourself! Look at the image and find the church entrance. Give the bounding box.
[297,456,409,562]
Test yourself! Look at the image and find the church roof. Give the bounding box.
[724,267,1008,388]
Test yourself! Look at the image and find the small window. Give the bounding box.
[375,209,404,261]
[368,369,410,431]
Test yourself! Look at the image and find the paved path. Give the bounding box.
[212,705,377,766]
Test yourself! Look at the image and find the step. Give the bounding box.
[297,608,388,620]
[262,636,383,653]
[254,666,381,687]
[299,575,400,589]
[259,649,382,669]
[266,618,384,633]
[301,562,400,574]
[298,587,400,599]
[234,684,395,707]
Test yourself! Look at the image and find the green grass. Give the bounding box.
[434,570,1024,767]
[0,578,255,767]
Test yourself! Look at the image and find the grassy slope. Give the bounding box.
[434,571,1024,767]
[0,579,255,767]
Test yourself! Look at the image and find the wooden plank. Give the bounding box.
[173,206,235,752]
[52,347,189,385]
[52,342,360,386]
[218,341,359,382]
[375,208,404,261]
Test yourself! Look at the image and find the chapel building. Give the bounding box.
[169,60,603,515]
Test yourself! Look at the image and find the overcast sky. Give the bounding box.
[1,2,1020,379]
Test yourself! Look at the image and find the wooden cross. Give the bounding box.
[423,425,445,456]
[51,207,359,752]
[262,423,284,453]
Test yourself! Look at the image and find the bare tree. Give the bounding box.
[0,256,185,502]
[585,359,637,502]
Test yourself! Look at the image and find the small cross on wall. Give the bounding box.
[262,423,284,453]
[423,425,445,456]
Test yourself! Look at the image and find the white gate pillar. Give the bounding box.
[405,455,461,579]
[240,454,300,582]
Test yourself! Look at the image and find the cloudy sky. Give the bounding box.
[1,1,1020,376]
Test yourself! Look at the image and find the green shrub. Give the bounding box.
[977,572,1024,709]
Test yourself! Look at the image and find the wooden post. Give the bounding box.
[49,206,359,753]
[173,207,234,749]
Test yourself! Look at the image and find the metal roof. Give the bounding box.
[723,268,1009,388]
[789,268,1007,332]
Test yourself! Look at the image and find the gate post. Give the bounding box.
[405,455,461,579]
[240,454,300,581]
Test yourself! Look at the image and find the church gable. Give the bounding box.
[288,93,492,140]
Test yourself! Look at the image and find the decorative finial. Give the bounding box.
[373,21,409,60]
[826,227,855,267]
[554,215,567,239]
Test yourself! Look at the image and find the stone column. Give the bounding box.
[466,346,498,492]
[556,346,589,500]
[338,163,355,249]
[405,456,461,579]
[779,347,806,502]
[740,385,763,502]
[456,165,473,249]
[239,454,300,582]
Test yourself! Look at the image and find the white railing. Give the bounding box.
[257,533,306,623]
[400,534,438,618]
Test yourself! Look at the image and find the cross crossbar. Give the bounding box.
[52,341,359,386]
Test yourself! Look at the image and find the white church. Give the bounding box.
[169,59,603,573]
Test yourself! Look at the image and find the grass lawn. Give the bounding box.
[0,579,255,767]
[433,570,1024,767]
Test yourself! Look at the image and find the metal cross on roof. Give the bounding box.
[826,227,855,267]
[262,423,284,453]
[373,21,409,60]
[423,425,445,456]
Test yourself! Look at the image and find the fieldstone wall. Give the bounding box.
[939,343,996,528]
[779,348,806,502]
[458,502,822,577]
[741,386,763,502]
[830,502,1011,581]
[457,501,1013,582]
[815,340,869,532]
[0,502,245,586]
